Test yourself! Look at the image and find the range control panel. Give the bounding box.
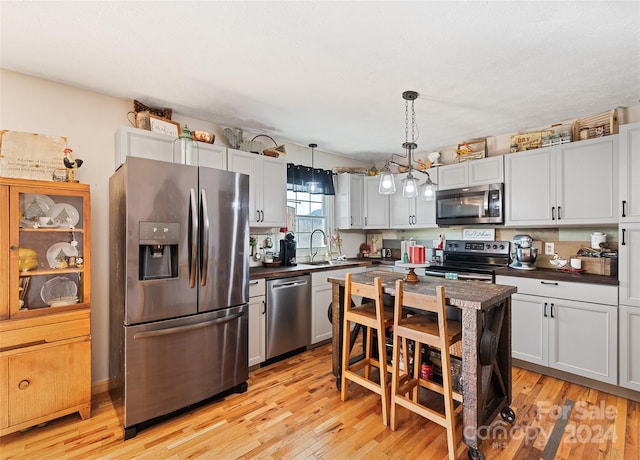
[444,240,510,256]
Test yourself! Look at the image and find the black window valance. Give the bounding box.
[286,163,335,195]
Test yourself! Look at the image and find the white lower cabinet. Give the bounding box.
[497,276,618,385]
[311,267,364,344]
[248,279,266,367]
[619,305,640,391]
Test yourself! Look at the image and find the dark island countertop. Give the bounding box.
[328,269,517,311]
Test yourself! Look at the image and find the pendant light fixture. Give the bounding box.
[307,143,320,193]
[378,161,396,194]
[378,90,436,201]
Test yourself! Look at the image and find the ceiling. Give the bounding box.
[2,1,639,162]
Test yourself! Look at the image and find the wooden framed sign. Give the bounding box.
[0,130,67,181]
[149,115,181,137]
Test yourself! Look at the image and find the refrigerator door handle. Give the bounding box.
[200,188,210,286]
[132,312,245,339]
[189,188,198,288]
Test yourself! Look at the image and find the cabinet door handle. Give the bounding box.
[543,302,548,317]
[262,300,266,315]
[550,303,555,318]
[621,228,626,246]
[557,206,562,220]
[552,207,556,220]
[18,379,30,390]
[541,281,558,286]
[622,200,627,218]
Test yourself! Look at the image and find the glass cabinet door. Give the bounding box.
[9,184,90,318]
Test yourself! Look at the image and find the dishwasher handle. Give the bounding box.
[271,279,309,289]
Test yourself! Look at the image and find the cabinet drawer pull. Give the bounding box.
[540,281,558,286]
[18,379,30,390]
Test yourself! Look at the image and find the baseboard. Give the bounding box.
[513,359,640,403]
[91,378,112,396]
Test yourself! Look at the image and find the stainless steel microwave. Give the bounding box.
[435,183,504,226]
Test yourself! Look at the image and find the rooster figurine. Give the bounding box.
[63,148,83,183]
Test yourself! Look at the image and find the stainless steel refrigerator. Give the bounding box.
[109,156,249,439]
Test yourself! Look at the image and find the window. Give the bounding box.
[286,190,330,259]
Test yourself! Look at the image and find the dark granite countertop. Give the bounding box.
[249,258,376,280]
[494,266,618,286]
[250,257,618,286]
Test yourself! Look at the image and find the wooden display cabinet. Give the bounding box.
[0,177,91,436]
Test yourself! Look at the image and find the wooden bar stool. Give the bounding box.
[390,279,465,460]
[340,273,394,426]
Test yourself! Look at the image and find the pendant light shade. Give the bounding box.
[419,175,436,201]
[378,162,396,194]
[402,172,419,198]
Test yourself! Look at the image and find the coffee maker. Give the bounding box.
[280,232,297,266]
[510,234,538,270]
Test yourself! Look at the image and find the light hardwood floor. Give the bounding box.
[1,344,638,459]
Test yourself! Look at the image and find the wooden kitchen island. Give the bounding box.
[328,270,517,458]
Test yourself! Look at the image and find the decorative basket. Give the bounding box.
[571,109,619,141]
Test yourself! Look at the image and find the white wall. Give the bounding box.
[0,69,367,387]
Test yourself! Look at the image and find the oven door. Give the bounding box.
[436,183,503,226]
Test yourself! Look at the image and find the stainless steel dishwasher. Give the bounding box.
[266,274,311,359]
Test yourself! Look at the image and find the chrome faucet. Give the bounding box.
[310,229,327,263]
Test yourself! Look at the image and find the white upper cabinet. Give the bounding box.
[437,156,504,191]
[114,126,226,170]
[389,172,437,229]
[363,176,389,229]
[619,122,640,222]
[504,147,555,225]
[505,136,618,226]
[227,149,286,227]
[619,223,640,308]
[335,173,364,229]
[335,174,388,229]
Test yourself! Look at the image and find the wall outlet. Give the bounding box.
[545,242,555,255]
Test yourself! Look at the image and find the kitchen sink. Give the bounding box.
[305,260,356,267]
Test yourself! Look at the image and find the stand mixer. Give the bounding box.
[510,234,538,270]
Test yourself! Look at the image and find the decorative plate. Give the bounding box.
[40,276,78,305]
[48,203,80,227]
[20,194,56,219]
[46,242,79,268]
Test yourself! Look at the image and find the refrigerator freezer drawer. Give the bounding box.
[123,305,248,428]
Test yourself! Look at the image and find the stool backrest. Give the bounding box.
[393,279,450,344]
[344,273,384,312]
